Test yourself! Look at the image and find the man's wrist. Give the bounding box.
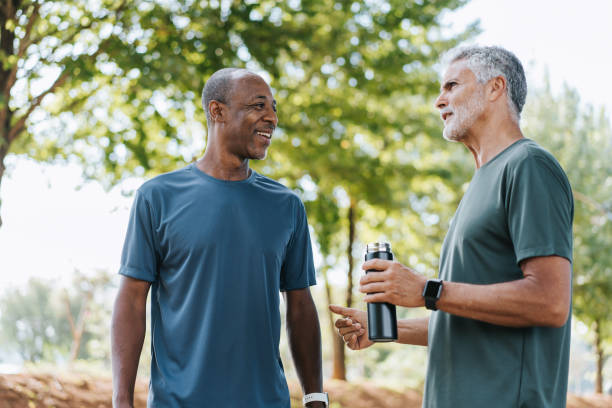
[303,392,328,407]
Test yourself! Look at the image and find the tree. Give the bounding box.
[258,1,475,378]
[523,81,612,393]
[0,278,70,362]
[0,270,114,363]
[62,269,113,362]
[1,0,476,378]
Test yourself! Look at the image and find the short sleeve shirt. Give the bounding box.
[119,164,316,408]
[424,139,574,407]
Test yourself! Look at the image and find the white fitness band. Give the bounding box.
[302,392,329,407]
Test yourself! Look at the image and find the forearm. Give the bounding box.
[438,277,569,328]
[111,295,147,406]
[396,317,428,346]
[287,302,323,394]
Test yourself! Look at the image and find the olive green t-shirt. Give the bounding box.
[424,139,573,408]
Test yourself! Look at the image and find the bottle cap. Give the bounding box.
[366,242,391,253]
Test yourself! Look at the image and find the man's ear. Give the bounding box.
[209,100,226,123]
[487,76,507,103]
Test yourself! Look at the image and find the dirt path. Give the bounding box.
[1,372,610,407]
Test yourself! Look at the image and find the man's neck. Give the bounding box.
[196,148,251,181]
[462,116,524,169]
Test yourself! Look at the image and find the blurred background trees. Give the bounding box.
[0,270,113,364]
[523,81,612,394]
[1,0,474,379]
[0,0,610,396]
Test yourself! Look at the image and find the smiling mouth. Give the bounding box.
[257,131,272,139]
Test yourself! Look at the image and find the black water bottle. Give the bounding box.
[365,242,398,342]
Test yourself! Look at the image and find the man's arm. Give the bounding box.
[329,305,428,348]
[360,255,571,328]
[111,276,151,408]
[284,288,325,408]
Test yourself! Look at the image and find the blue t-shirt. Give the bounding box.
[424,139,574,407]
[119,163,316,408]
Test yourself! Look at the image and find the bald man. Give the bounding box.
[112,69,327,408]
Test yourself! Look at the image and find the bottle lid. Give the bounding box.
[366,242,391,253]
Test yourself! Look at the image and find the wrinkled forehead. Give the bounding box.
[442,59,473,81]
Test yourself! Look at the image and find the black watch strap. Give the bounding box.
[423,279,443,311]
[425,296,439,311]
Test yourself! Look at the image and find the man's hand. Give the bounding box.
[329,305,373,350]
[359,259,427,307]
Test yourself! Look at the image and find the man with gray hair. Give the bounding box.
[112,68,328,407]
[331,45,573,407]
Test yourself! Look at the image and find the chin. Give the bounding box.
[250,150,268,160]
[442,128,465,142]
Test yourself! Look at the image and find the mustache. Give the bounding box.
[439,107,453,119]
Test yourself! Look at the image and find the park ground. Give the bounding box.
[1,371,611,408]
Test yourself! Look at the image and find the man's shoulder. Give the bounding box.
[253,172,300,198]
[504,139,572,194]
[504,139,566,175]
[137,164,193,197]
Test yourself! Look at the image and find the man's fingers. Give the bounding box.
[364,293,388,303]
[346,334,357,349]
[335,318,353,328]
[360,270,390,285]
[338,323,362,336]
[359,282,387,294]
[345,330,366,350]
[329,304,353,317]
[362,258,392,271]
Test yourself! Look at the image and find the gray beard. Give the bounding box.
[442,90,486,142]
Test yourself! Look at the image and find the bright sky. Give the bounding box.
[1,0,611,288]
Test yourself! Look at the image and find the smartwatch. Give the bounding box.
[303,392,329,407]
[422,279,443,311]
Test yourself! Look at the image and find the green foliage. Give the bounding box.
[523,81,612,360]
[0,278,71,362]
[5,0,472,183]
[3,0,479,380]
[0,271,115,363]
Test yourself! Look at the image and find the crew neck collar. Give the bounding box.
[189,162,257,185]
[477,138,529,171]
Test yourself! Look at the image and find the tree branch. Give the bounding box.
[16,2,40,59]
[63,289,76,336]
[3,2,39,97]
[573,190,611,221]
[7,70,69,142]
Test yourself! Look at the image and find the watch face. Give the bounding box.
[424,280,442,297]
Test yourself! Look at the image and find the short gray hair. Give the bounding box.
[201,68,250,124]
[444,45,527,121]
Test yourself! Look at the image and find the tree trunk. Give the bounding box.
[345,199,356,309]
[322,265,347,380]
[329,199,357,380]
[594,319,603,394]
[63,290,92,362]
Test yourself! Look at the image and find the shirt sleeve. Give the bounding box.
[506,152,574,264]
[118,189,160,282]
[280,197,316,291]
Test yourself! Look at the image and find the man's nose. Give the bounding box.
[434,93,447,110]
[264,107,278,127]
